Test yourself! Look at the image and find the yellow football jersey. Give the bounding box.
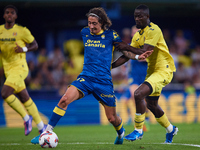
[0,24,34,68]
[130,22,176,72]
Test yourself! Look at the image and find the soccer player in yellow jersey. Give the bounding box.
[0,5,46,136]
[113,4,178,143]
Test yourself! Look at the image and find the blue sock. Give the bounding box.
[114,120,124,136]
[49,105,66,127]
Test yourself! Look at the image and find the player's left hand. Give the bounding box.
[139,50,153,60]
[114,41,128,51]
[14,43,23,53]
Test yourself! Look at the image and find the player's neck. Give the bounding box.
[5,22,15,29]
[141,20,151,30]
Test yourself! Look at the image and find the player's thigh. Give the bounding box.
[145,71,173,96]
[61,86,82,103]
[93,83,116,107]
[70,75,92,98]
[58,86,82,110]
[4,68,28,93]
[60,75,92,105]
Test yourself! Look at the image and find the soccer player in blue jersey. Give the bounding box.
[31,7,152,145]
[113,4,178,143]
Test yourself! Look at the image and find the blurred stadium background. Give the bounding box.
[0,0,200,128]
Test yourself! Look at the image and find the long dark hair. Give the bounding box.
[86,7,112,30]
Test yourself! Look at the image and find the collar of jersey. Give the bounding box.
[4,24,16,30]
[91,29,104,35]
[139,22,152,35]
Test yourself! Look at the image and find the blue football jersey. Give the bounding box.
[128,59,147,85]
[80,27,122,79]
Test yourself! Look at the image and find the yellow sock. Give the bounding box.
[4,94,27,118]
[156,113,170,128]
[23,98,42,124]
[135,113,145,129]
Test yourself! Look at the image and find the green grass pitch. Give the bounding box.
[0,123,200,150]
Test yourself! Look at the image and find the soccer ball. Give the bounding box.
[39,130,59,148]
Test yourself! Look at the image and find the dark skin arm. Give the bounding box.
[112,50,153,69]
[114,41,154,55]
[14,39,38,53]
[112,55,129,69]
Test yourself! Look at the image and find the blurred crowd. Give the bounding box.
[0,28,199,95]
[158,29,199,92]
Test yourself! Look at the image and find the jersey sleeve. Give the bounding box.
[130,34,139,48]
[112,30,122,46]
[22,27,35,44]
[144,27,161,47]
[81,28,84,36]
[113,31,122,46]
[81,27,88,39]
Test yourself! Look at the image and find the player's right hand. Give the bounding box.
[139,50,153,60]
[14,43,23,53]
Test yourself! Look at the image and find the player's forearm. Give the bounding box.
[112,55,129,69]
[26,40,38,52]
[125,45,145,55]
[122,51,137,60]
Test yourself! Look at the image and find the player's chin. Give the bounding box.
[6,20,12,23]
[90,29,97,34]
[136,24,142,29]
[91,31,97,34]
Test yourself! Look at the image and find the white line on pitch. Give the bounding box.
[1,142,200,148]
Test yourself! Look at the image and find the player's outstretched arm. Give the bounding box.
[121,50,153,60]
[114,41,146,55]
[112,55,129,69]
[111,50,153,69]
[138,50,153,60]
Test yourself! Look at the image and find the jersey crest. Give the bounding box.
[13,32,17,36]
[113,32,119,39]
[101,34,105,39]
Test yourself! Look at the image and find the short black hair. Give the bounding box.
[4,5,18,14]
[135,4,149,15]
[136,4,149,10]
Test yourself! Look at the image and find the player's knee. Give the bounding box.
[1,89,9,99]
[58,97,71,109]
[134,91,143,102]
[58,100,68,109]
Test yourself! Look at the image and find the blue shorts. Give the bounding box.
[122,76,144,100]
[71,75,116,107]
[121,88,131,100]
[128,76,145,86]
